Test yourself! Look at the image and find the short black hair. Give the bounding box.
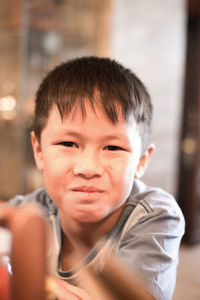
[33,56,153,150]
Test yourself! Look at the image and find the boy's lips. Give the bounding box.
[71,186,103,193]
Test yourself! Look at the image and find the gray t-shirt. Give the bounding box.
[9,179,185,300]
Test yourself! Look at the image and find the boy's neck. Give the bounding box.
[59,203,125,260]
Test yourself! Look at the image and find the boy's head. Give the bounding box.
[33,56,152,152]
[31,56,154,225]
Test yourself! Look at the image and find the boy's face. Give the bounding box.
[32,102,152,224]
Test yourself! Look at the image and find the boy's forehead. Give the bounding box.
[59,99,135,125]
[45,103,138,135]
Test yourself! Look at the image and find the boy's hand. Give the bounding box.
[46,276,92,300]
[0,203,47,300]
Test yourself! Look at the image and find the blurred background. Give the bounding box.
[0,0,185,202]
[0,0,200,298]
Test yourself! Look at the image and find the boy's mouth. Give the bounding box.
[71,186,103,193]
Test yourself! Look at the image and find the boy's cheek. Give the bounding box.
[106,155,130,170]
[111,155,138,175]
[43,154,73,172]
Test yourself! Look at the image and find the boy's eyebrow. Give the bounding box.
[100,134,127,141]
[61,130,128,142]
[50,130,82,140]
[62,131,83,138]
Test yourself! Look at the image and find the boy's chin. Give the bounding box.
[73,213,105,224]
[71,208,110,224]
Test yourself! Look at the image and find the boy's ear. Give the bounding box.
[135,144,155,179]
[31,131,44,171]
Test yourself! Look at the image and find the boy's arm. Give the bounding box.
[47,270,155,300]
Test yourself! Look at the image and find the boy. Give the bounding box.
[8,56,184,299]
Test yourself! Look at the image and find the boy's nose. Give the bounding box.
[73,151,103,179]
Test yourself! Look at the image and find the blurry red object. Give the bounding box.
[0,265,10,300]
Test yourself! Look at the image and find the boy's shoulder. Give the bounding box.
[130,179,183,216]
[122,179,185,236]
[119,179,185,243]
[8,188,57,216]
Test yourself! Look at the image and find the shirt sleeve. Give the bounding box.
[118,193,185,300]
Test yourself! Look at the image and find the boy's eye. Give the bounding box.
[104,145,124,151]
[58,141,78,148]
